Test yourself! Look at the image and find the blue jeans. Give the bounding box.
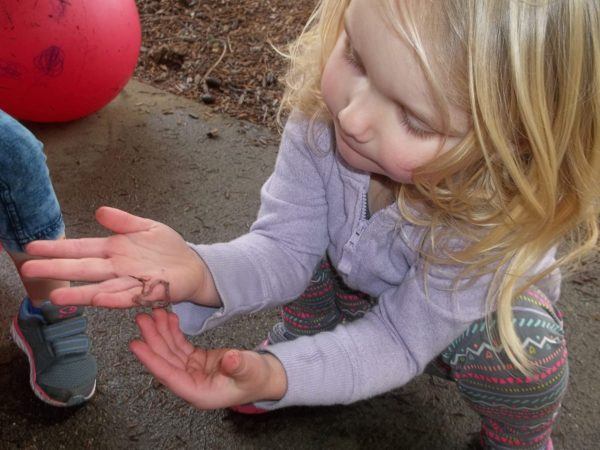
[0,109,64,252]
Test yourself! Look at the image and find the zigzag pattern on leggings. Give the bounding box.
[438,287,568,449]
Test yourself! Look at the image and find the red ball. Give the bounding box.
[0,0,141,122]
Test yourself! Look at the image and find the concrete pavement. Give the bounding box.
[0,80,598,449]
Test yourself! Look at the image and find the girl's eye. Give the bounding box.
[343,36,365,73]
[399,108,437,140]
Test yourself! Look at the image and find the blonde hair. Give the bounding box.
[278,0,600,374]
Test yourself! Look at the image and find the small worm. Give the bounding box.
[129,275,171,308]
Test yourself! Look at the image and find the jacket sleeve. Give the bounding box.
[174,115,332,335]
[255,262,490,409]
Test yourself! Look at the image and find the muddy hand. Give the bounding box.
[21,206,220,309]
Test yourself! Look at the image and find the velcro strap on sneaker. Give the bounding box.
[42,316,90,357]
[52,335,91,357]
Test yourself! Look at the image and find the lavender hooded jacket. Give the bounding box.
[173,113,560,409]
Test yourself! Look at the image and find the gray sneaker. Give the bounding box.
[10,297,97,407]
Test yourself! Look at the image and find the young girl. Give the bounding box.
[0,109,97,406]
[22,0,598,447]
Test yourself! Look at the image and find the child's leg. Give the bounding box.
[0,109,97,407]
[431,287,568,449]
[7,248,69,304]
[268,257,341,344]
[332,269,377,321]
[0,109,66,291]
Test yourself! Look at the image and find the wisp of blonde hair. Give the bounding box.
[278,0,600,374]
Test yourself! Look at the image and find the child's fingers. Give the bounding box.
[147,310,189,365]
[220,350,262,385]
[21,257,116,282]
[49,277,141,307]
[152,309,190,363]
[49,286,93,306]
[96,206,154,235]
[220,349,244,378]
[130,339,199,405]
[135,313,186,369]
[24,237,107,258]
[167,313,195,357]
[90,287,153,308]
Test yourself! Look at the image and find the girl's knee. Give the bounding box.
[459,289,569,402]
[275,256,340,340]
[447,288,569,448]
[512,288,568,389]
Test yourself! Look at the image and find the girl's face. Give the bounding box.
[321,0,470,184]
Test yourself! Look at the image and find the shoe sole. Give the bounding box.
[10,316,96,407]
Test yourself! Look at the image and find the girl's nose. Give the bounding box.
[337,102,372,143]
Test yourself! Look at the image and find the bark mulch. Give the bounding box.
[134,0,316,130]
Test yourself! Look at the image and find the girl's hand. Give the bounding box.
[130,309,287,409]
[21,206,220,308]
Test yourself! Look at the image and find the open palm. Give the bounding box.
[21,206,212,308]
[130,309,284,409]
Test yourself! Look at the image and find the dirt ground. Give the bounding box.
[134,0,315,130]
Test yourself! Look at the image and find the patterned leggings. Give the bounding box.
[270,258,568,450]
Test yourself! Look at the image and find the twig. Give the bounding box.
[201,39,227,92]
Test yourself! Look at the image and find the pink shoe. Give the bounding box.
[229,403,268,414]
